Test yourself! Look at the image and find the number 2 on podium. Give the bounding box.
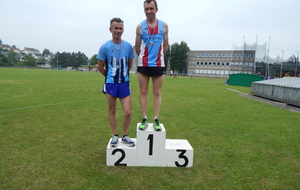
[111,134,190,167]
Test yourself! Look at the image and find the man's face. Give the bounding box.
[144,1,158,20]
[110,22,123,40]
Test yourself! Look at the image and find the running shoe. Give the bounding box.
[110,135,118,147]
[122,135,135,147]
[138,118,148,130]
[153,119,162,131]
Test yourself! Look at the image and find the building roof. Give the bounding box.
[253,77,300,88]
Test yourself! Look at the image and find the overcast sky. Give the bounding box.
[1,0,299,59]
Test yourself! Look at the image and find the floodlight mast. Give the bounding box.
[56,52,58,69]
[280,50,284,78]
[294,51,299,77]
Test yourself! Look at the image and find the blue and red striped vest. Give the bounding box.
[138,19,165,67]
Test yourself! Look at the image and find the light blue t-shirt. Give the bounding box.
[97,40,134,83]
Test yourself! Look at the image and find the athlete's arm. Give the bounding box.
[135,24,142,56]
[97,59,106,76]
[163,22,169,54]
[128,59,133,71]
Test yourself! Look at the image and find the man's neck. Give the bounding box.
[112,39,122,44]
[146,18,157,28]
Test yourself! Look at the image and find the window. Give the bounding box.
[197,62,199,65]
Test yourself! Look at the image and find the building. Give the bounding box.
[186,43,270,78]
[0,44,12,51]
[22,47,41,55]
[187,49,256,78]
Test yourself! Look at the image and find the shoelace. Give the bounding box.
[123,136,132,143]
[112,136,118,142]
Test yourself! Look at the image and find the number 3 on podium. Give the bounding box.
[111,149,189,167]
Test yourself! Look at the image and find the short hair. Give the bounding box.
[110,18,123,28]
[144,0,158,9]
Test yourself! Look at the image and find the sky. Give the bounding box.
[1,0,299,60]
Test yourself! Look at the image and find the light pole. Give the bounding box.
[296,51,299,77]
[56,52,58,70]
[242,36,245,73]
[280,50,284,78]
[254,36,258,74]
[265,36,271,79]
[294,52,299,77]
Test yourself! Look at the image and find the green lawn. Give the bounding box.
[1,68,299,189]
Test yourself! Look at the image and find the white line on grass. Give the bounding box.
[0,99,99,112]
[0,87,33,101]
[1,91,140,112]
[227,88,249,95]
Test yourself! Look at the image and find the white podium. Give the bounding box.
[106,123,193,167]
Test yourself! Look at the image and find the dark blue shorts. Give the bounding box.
[102,82,131,98]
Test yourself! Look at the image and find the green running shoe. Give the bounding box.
[153,119,162,131]
[138,119,148,130]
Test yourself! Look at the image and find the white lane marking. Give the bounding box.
[0,87,33,101]
[227,88,249,95]
[0,99,99,112]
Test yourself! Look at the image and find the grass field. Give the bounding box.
[1,67,299,189]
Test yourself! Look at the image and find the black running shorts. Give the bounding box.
[137,67,166,77]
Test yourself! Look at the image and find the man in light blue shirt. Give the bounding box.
[97,18,135,147]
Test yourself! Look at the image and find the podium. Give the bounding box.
[106,123,194,167]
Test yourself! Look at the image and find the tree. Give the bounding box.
[0,39,2,44]
[42,49,51,56]
[7,51,20,65]
[0,51,12,66]
[76,51,88,67]
[0,56,10,66]
[22,54,36,66]
[89,54,98,66]
[170,42,179,71]
[169,41,190,73]
[50,51,88,68]
[177,41,190,72]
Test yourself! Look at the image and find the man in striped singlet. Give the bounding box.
[135,0,169,131]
